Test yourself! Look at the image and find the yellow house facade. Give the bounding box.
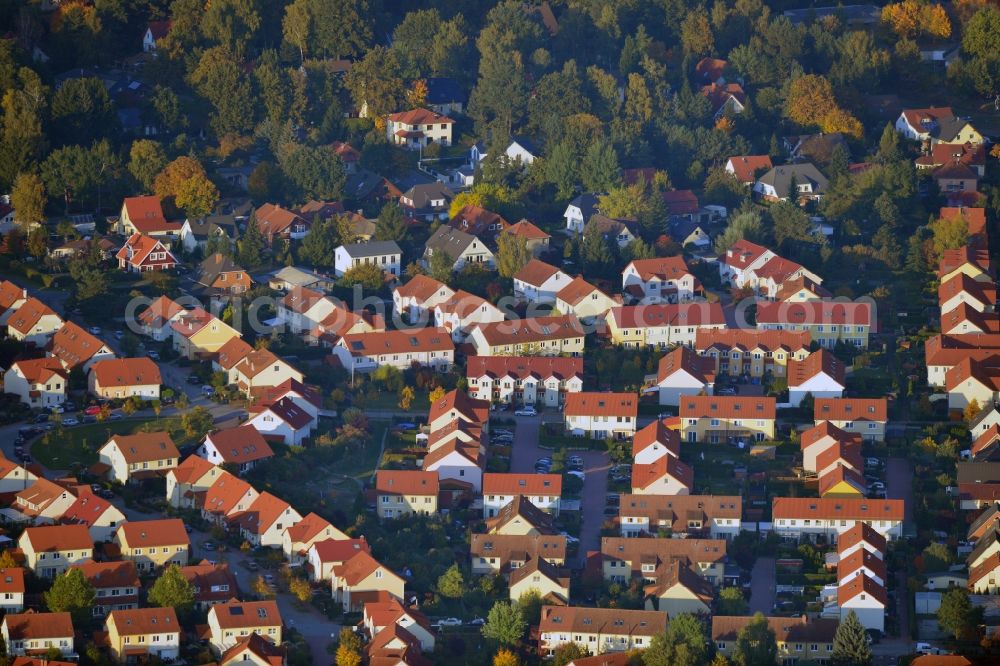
[679,396,777,444]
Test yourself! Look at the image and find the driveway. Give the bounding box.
[886,457,914,534]
[508,413,610,565]
[748,556,775,614]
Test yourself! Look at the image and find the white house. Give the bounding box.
[142,20,171,52]
[554,277,617,324]
[198,426,274,475]
[837,575,886,633]
[98,431,179,485]
[3,358,67,408]
[423,226,495,272]
[895,107,955,142]
[563,392,638,440]
[656,346,716,406]
[466,356,584,408]
[386,108,455,149]
[0,280,28,326]
[333,241,402,278]
[563,193,599,235]
[622,256,702,304]
[235,492,303,549]
[433,290,505,342]
[772,498,904,542]
[787,349,846,407]
[422,440,483,493]
[392,274,456,325]
[7,297,64,346]
[246,398,315,446]
[505,137,538,165]
[631,455,694,495]
[332,327,455,373]
[482,473,562,518]
[513,259,571,304]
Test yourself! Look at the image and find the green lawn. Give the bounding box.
[360,391,430,413]
[31,416,196,470]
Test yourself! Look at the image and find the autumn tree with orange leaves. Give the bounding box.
[785,74,864,139]
[882,0,952,40]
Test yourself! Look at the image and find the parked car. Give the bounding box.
[717,386,737,395]
[109,413,123,420]
[147,350,159,360]
[434,618,462,628]
[395,422,418,431]
[33,414,49,424]
[88,326,101,335]
[468,618,485,626]
[566,470,585,481]
[201,385,215,396]
[201,541,216,551]
[84,405,102,416]
[514,406,537,417]
[62,417,79,426]
[114,330,124,339]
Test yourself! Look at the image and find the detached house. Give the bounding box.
[105,608,180,663]
[231,348,304,397]
[114,519,190,571]
[255,203,309,244]
[622,256,702,304]
[563,193,600,235]
[502,219,551,257]
[423,226,495,271]
[584,214,638,248]
[88,357,162,400]
[246,397,315,445]
[386,108,454,149]
[116,233,177,272]
[201,472,260,525]
[308,538,371,583]
[513,259,571,304]
[3,358,67,408]
[194,253,251,296]
[563,392,638,440]
[448,204,509,243]
[433,290,505,342]
[7,297,63,346]
[375,470,439,519]
[18,525,93,578]
[399,182,454,222]
[787,349,846,407]
[330,551,406,612]
[333,241,402,278]
[392,274,455,324]
[98,432,179,484]
[1,612,74,658]
[725,155,773,185]
[199,426,274,475]
[119,196,181,238]
[170,308,240,359]
[679,395,777,443]
[49,321,114,372]
[754,163,829,203]
[895,106,957,142]
[137,295,184,341]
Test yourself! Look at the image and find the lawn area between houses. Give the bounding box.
[31,416,196,470]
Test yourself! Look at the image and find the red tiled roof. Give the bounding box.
[339,327,454,356]
[772,497,903,521]
[8,297,60,335]
[2,612,73,640]
[483,473,562,496]
[147,20,171,40]
[818,464,866,496]
[69,560,139,590]
[0,568,25,594]
[513,259,562,287]
[632,419,681,458]
[49,322,109,369]
[394,274,451,302]
[661,189,700,216]
[632,455,693,491]
[169,454,215,485]
[723,239,771,270]
[61,493,121,526]
[428,389,490,426]
[814,398,887,422]
[311,537,369,563]
[900,107,954,130]
[787,349,845,388]
[504,219,550,240]
[11,357,66,384]
[838,522,887,555]
[387,108,455,125]
[137,296,182,329]
[556,277,609,307]
[607,303,725,329]
[466,356,582,382]
[210,600,280,629]
[285,512,337,544]
[657,345,716,385]
[0,280,26,311]
[117,518,188,549]
[756,300,873,327]
[800,421,861,452]
[376,470,439,496]
[726,155,773,183]
[206,426,274,464]
[22,524,92,551]
[939,272,997,309]
[696,328,811,353]
[680,395,776,420]
[90,358,161,388]
[122,196,174,233]
[626,256,694,282]
[837,573,887,606]
[563,392,637,418]
[116,232,176,268]
[255,203,306,237]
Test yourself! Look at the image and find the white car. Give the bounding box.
[62,417,79,426]
[567,470,585,481]
[202,385,215,396]
[514,406,537,417]
[434,618,462,628]
[88,326,101,335]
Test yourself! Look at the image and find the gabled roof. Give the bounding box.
[538,605,666,637]
[108,607,179,636]
[486,496,557,535]
[818,464,867,496]
[332,550,394,585]
[169,454,216,486]
[146,20,172,40]
[837,545,886,582]
[772,497,903,522]
[339,327,454,357]
[800,421,861,452]
[632,419,681,459]
[726,155,773,183]
[788,349,845,388]
[60,493,122,526]
[252,378,323,410]
[10,357,66,384]
[233,492,297,536]
[234,348,288,379]
[421,439,482,470]
[711,615,837,643]
[695,57,728,82]
[117,518,188,548]
[504,219,550,240]
[387,108,455,125]
[466,356,583,382]
[556,277,610,307]
[285,512,342,545]
[210,600,281,629]
[939,272,997,309]
[394,274,452,302]
[255,203,306,237]
[679,395,776,420]
[514,259,563,287]
[838,522,887,555]
[837,573,887,605]
[756,300,873,326]
[643,558,713,604]
[2,612,73,640]
[170,307,218,338]
[90,358,161,388]
[376,470,439,496]
[946,357,1000,392]
[776,275,831,301]
[0,280,27,311]
[428,389,490,426]
[757,163,829,198]
[696,328,811,353]
[619,494,742,527]
[215,336,254,371]
[566,193,599,218]
[122,196,177,233]
[473,315,584,346]
[138,296,183,330]
[900,106,954,130]
[753,256,808,284]
[220,633,286,666]
[206,426,274,464]
[21,524,93,552]
[564,392,637,418]
[202,471,255,515]
[8,297,60,335]
[102,432,178,464]
[470,533,567,565]
[938,246,992,279]
[723,239,772,270]
[196,253,246,288]
[116,232,175,267]
[483,473,562,497]
[0,568,25,595]
[626,256,694,282]
[657,345,716,385]
[969,551,1000,589]
[310,537,370,563]
[814,398,887,422]
[70,559,139,590]
[49,322,109,369]
[631,454,693,491]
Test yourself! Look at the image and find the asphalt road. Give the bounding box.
[887,457,915,534]
[748,557,776,614]
[507,413,610,565]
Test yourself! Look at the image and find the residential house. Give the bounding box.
[555,277,617,324]
[207,601,282,655]
[838,547,886,586]
[143,20,171,51]
[946,357,1000,411]
[234,492,303,549]
[600,536,728,585]
[656,345,717,406]
[643,559,714,615]
[179,215,240,254]
[719,239,777,289]
[819,465,868,498]
[604,302,726,349]
[725,155,774,186]
[448,205,508,244]
[250,379,322,423]
[180,560,240,610]
[940,302,999,335]
[787,349,846,407]
[423,226,495,271]
[969,553,1000,593]
[482,473,562,518]
[105,608,180,662]
[7,298,63,346]
[386,108,454,149]
[772,497,905,542]
[199,426,275,475]
[801,422,862,474]
[59,492,127,542]
[0,456,36,494]
[361,594,436,653]
[972,426,1000,462]
[631,454,694,496]
[632,419,680,465]
[422,439,484,493]
[671,219,712,249]
[18,525,93,578]
[165,454,222,510]
[712,616,838,665]
[621,256,702,304]
[563,392,638,440]
[778,276,832,302]
[255,204,309,244]
[69,560,139,616]
[333,241,402,278]
[563,193,600,235]
[486,496,558,536]
[0,280,28,326]
[13,477,76,523]
[469,533,566,576]
[170,308,240,359]
[0,568,25,613]
[467,315,585,357]
[3,358,67,408]
[679,395,777,443]
[814,398,888,442]
[537,606,665,656]
[925,333,1000,388]
[399,183,454,222]
[231,348,304,397]
[392,274,455,325]
[1,612,74,658]
[938,246,993,284]
[119,196,181,238]
[934,162,980,198]
[114,519,189,572]
[267,265,334,293]
[48,322,114,372]
[194,253,252,296]
[247,397,316,446]
[784,133,849,165]
[584,214,638,248]
[750,256,824,300]
[502,219,551,257]
[466,356,583,408]
[754,163,829,202]
[896,106,956,141]
[838,523,887,561]
[330,141,361,171]
[662,190,702,223]
[838,575,887,633]
[504,136,538,165]
[137,295,184,341]
[756,300,874,349]
[917,142,987,177]
[375,470,439,519]
[509,557,570,605]
[702,82,746,118]
[201,472,260,525]
[433,290,505,342]
[333,327,455,373]
[423,76,466,115]
[116,233,178,272]
[88,357,162,401]
[513,259,571,304]
[307,538,371,583]
[619,494,742,540]
[330,551,406,612]
[282,512,348,567]
[695,57,729,84]
[279,287,339,333]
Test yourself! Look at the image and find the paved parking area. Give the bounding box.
[507,414,610,564]
[748,557,775,613]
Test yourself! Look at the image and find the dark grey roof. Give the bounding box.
[424,78,468,105]
[567,193,600,219]
[958,462,1000,485]
[339,240,402,258]
[402,182,455,209]
[757,163,829,198]
[970,405,1000,430]
[186,214,239,240]
[585,214,637,238]
[935,117,973,142]
[968,528,1000,567]
[196,253,244,287]
[425,226,479,261]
